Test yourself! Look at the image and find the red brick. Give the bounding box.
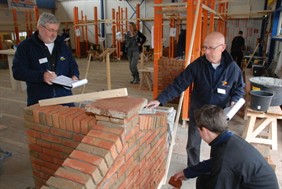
[125,142,139,161]
[50,127,73,139]
[44,161,60,171]
[85,96,147,119]
[87,130,119,143]
[58,108,79,130]
[33,106,47,123]
[63,158,102,184]
[54,167,94,187]
[73,112,89,134]
[105,155,125,178]
[39,106,61,125]
[37,139,51,148]
[43,148,64,159]
[125,125,140,141]
[61,138,79,148]
[31,156,45,166]
[26,129,41,138]
[27,136,37,144]
[80,116,95,135]
[53,158,64,166]
[41,166,56,176]
[93,124,124,136]
[51,143,74,154]
[70,150,108,176]
[76,143,114,168]
[117,156,133,178]
[65,110,84,132]
[29,143,43,153]
[38,153,54,163]
[41,133,61,144]
[73,133,84,142]
[45,107,67,127]
[82,136,114,150]
[32,162,41,171]
[46,176,85,189]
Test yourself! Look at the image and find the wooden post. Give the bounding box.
[136,4,140,30]
[106,52,111,90]
[112,9,116,47]
[73,7,81,58]
[94,6,99,45]
[81,10,85,42]
[153,0,163,98]
[85,15,89,51]
[209,0,215,32]
[12,9,20,45]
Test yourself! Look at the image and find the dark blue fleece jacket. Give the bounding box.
[157,50,245,117]
[12,31,79,106]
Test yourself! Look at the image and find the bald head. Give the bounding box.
[203,32,226,64]
[205,32,225,45]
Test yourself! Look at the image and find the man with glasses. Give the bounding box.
[13,12,79,106]
[146,32,244,167]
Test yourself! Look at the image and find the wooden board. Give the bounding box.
[39,88,128,106]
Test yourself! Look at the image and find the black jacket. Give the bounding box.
[157,50,245,117]
[124,31,146,52]
[13,31,79,106]
[183,131,279,189]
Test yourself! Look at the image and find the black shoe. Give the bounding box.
[132,77,140,84]
[130,76,135,84]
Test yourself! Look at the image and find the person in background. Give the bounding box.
[173,105,279,189]
[231,30,245,68]
[13,12,79,106]
[146,32,245,167]
[124,22,146,84]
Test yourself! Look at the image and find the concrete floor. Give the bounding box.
[0,58,281,189]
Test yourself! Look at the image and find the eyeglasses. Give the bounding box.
[42,25,59,33]
[202,44,224,51]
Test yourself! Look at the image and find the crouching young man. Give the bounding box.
[173,105,279,189]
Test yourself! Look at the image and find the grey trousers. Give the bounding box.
[186,117,202,166]
[127,50,140,76]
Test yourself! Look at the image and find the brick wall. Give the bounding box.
[24,105,96,188]
[24,96,168,189]
[158,57,185,103]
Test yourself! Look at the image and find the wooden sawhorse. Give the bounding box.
[242,106,282,150]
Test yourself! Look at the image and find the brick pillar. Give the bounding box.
[24,105,96,188]
[25,97,168,189]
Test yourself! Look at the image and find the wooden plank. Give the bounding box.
[39,88,128,106]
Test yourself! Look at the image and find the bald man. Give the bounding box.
[147,32,245,166]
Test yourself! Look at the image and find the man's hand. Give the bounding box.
[146,100,160,109]
[44,71,57,85]
[72,75,78,81]
[173,171,186,181]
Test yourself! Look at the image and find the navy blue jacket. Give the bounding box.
[157,50,245,117]
[183,131,279,189]
[12,31,79,106]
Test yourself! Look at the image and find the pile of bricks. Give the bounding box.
[24,96,168,189]
[158,57,185,103]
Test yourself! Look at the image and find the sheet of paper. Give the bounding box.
[52,75,88,89]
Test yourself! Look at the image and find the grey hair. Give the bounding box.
[37,12,60,27]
